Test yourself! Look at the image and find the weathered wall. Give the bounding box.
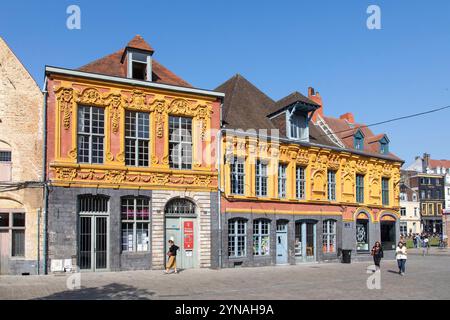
[0,37,43,275]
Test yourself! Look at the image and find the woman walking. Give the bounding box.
[165,239,179,274]
[395,241,407,276]
[371,241,384,271]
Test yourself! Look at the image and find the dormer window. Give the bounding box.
[287,110,308,141]
[379,136,390,154]
[354,129,364,150]
[127,51,151,81]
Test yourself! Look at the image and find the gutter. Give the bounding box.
[45,66,225,99]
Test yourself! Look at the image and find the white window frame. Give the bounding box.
[286,110,309,141]
[253,219,270,256]
[327,170,336,201]
[125,111,150,167]
[322,220,336,254]
[255,160,268,197]
[278,164,287,198]
[230,157,245,195]
[127,51,152,81]
[169,116,192,170]
[0,211,26,257]
[296,166,306,200]
[77,105,105,164]
[121,197,151,253]
[228,219,247,258]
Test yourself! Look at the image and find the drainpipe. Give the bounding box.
[37,208,40,274]
[216,102,224,269]
[42,76,49,275]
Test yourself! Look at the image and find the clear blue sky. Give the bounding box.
[1,0,450,165]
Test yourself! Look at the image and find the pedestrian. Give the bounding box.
[371,241,384,271]
[164,239,179,274]
[395,241,407,276]
[422,236,429,256]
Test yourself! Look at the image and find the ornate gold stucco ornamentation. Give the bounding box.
[56,87,74,130]
[76,88,103,106]
[55,167,77,181]
[328,154,340,170]
[341,158,356,196]
[68,147,77,160]
[356,159,368,174]
[126,90,149,110]
[116,152,125,163]
[296,149,309,166]
[106,152,114,162]
[105,93,122,134]
[151,99,167,138]
[105,170,126,184]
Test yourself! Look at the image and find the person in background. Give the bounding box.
[164,239,179,274]
[371,241,384,271]
[422,236,429,256]
[413,234,418,248]
[395,241,408,276]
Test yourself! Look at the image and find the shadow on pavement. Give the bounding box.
[34,283,155,300]
[387,270,400,275]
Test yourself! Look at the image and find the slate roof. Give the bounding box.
[215,74,339,148]
[78,35,191,87]
[266,91,319,117]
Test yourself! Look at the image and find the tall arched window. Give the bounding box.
[165,198,196,216]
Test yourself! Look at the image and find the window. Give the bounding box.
[427,190,432,199]
[379,136,389,154]
[414,207,418,217]
[420,190,425,199]
[327,170,336,201]
[77,105,104,164]
[428,203,434,216]
[400,193,406,201]
[230,158,245,195]
[288,112,308,141]
[356,218,369,251]
[296,166,306,200]
[412,193,418,202]
[382,178,390,206]
[278,164,287,198]
[400,222,408,236]
[169,116,192,169]
[125,111,149,167]
[354,130,364,150]
[0,212,25,257]
[400,207,406,216]
[436,190,441,199]
[356,175,364,203]
[421,203,427,215]
[165,198,196,215]
[0,150,12,181]
[128,51,151,81]
[228,219,247,258]
[255,160,268,197]
[322,220,336,254]
[121,197,150,252]
[0,151,11,162]
[436,203,443,215]
[253,220,270,256]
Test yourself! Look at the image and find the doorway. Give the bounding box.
[164,198,198,270]
[276,221,288,264]
[78,195,109,272]
[381,221,396,251]
[295,220,317,263]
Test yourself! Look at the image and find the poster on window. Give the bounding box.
[184,221,194,250]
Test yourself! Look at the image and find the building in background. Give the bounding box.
[215,75,402,268]
[44,36,223,273]
[406,154,446,234]
[399,174,421,236]
[0,37,44,275]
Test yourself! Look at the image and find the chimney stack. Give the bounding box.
[422,153,430,173]
[308,87,323,123]
[339,112,355,124]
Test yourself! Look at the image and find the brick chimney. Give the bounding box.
[422,153,430,173]
[339,112,355,124]
[308,87,323,123]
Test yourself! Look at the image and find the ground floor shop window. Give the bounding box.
[294,222,302,256]
[356,218,369,252]
[228,219,247,258]
[400,222,408,236]
[322,220,336,253]
[253,220,270,256]
[0,212,25,257]
[121,197,150,252]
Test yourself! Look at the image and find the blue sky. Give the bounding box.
[1,0,450,165]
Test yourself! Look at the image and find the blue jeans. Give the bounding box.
[397,259,406,273]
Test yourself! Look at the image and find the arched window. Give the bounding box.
[165,198,196,216]
[228,219,247,258]
[253,219,270,256]
[322,220,336,253]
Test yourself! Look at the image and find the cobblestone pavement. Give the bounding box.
[1,255,449,300]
